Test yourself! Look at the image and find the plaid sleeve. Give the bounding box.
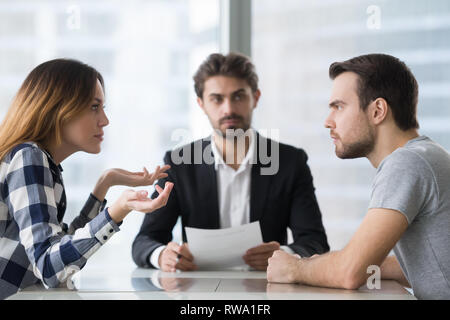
[5,146,120,288]
[67,193,108,234]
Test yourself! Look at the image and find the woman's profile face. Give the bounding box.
[62,79,109,154]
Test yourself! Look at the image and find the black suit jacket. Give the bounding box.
[132,133,329,267]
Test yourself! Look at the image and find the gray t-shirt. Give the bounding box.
[369,136,450,299]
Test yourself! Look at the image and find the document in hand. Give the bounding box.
[185,221,263,270]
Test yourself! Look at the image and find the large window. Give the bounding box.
[252,0,450,250]
[2,0,449,270]
[0,0,220,268]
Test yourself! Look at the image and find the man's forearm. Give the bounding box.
[295,251,362,289]
[380,256,410,287]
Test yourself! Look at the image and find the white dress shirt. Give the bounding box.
[149,129,293,269]
[211,128,255,229]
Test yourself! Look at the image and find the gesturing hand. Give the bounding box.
[93,165,171,202]
[105,165,171,187]
[123,182,174,213]
[108,182,174,223]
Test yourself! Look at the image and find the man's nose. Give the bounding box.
[324,113,335,129]
[222,98,234,114]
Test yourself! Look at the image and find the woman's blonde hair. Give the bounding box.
[0,58,104,160]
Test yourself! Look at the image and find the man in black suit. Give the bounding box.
[132,52,329,272]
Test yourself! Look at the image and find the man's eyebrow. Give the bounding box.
[232,88,246,95]
[329,99,346,107]
[208,88,246,97]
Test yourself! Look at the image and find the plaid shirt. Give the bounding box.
[0,142,120,299]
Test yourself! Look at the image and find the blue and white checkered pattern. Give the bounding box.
[0,142,120,299]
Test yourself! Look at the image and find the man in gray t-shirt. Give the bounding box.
[266,53,450,299]
[369,136,450,299]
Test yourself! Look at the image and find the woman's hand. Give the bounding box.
[104,165,171,187]
[93,165,171,201]
[108,182,174,223]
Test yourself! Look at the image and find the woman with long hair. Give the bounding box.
[0,58,173,299]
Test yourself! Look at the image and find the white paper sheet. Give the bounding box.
[185,221,263,270]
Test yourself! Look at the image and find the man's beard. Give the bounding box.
[217,114,251,139]
[335,130,375,159]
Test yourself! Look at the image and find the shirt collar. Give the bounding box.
[210,128,256,171]
[39,145,64,172]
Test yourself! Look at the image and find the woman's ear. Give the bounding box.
[370,97,389,126]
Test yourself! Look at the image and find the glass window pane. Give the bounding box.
[0,0,220,268]
[252,0,450,250]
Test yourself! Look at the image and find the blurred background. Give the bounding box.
[0,0,449,270]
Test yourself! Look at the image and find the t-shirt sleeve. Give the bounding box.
[368,149,438,224]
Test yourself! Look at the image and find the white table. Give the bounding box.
[8,267,415,300]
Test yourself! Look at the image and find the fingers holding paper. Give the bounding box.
[242,241,281,271]
[159,242,198,272]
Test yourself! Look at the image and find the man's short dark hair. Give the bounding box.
[329,53,419,131]
[193,52,259,99]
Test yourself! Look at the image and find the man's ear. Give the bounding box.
[197,96,205,111]
[253,89,261,109]
[370,97,389,125]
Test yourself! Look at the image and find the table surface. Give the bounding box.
[8,267,415,300]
